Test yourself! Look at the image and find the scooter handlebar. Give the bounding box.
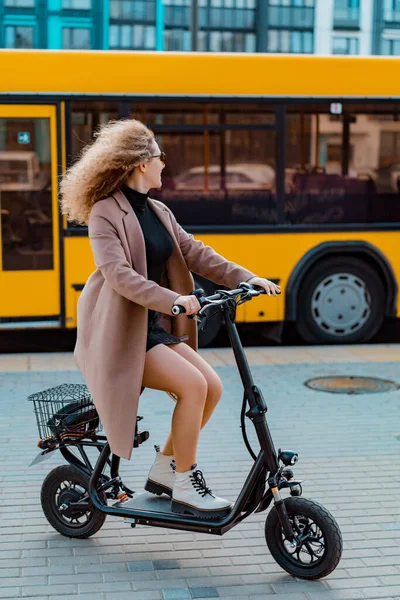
[171,283,280,316]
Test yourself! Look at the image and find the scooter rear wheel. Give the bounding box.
[265,496,342,580]
[41,465,107,538]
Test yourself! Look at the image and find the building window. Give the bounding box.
[206,7,254,29]
[268,0,314,6]
[4,26,34,48]
[197,30,255,51]
[109,24,156,48]
[384,0,400,11]
[334,0,360,9]
[110,0,155,21]
[200,0,256,7]
[268,29,313,52]
[62,0,91,8]
[384,0,400,22]
[208,30,255,51]
[166,0,257,50]
[268,4,314,27]
[62,28,91,49]
[164,28,190,51]
[333,0,360,28]
[164,0,190,27]
[381,37,400,54]
[4,0,35,6]
[198,0,256,30]
[332,36,359,54]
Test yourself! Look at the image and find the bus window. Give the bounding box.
[218,104,275,126]
[70,101,119,164]
[131,102,216,125]
[284,102,400,225]
[224,128,277,225]
[132,101,274,126]
[0,117,53,271]
[135,102,277,226]
[346,103,400,223]
[285,104,355,225]
[148,131,226,225]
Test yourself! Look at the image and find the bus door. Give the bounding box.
[0,105,60,327]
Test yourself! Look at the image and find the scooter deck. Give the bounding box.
[113,491,173,514]
[112,491,232,521]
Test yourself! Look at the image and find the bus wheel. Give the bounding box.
[296,256,385,344]
[193,276,222,347]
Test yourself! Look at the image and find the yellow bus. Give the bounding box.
[1,50,400,346]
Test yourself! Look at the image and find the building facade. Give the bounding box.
[0,0,399,55]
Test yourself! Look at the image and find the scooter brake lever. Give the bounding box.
[190,288,205,300]
[187,288,207,320]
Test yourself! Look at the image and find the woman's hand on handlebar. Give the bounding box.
[172,295,201,315]
[246,276,281,296]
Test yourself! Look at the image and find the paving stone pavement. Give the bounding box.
[1,345,400,600]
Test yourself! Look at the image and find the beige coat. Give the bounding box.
[74,190,256,460]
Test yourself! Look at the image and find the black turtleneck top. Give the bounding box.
[121,184,174,325]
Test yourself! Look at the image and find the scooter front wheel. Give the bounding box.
[41,465,107,538]
[265,496,342,580]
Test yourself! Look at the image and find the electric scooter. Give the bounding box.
[28,282,343,580]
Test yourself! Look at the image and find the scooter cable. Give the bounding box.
[240,391,257,461]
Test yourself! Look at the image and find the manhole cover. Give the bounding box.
[305,376,399,394]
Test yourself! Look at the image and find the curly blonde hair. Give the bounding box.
[60,118,155,225]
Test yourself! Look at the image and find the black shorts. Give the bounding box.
[146,312,186,353]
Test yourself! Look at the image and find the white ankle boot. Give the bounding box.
[144,446,176,497]
[171,464,233,519]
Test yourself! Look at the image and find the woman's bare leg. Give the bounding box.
[161,343,223,458]
[142,344,208,473]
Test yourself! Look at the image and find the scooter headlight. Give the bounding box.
[278,449,299,466]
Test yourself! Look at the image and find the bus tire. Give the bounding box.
[296,256,385,344]
[193,276,222,347]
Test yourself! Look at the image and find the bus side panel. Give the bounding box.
[63,230,400,330]
[64,236,95,328]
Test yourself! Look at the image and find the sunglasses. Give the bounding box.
[151,151,166,166]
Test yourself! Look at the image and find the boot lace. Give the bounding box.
[190,469,214,498]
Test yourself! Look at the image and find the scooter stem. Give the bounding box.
[222,304,279,474]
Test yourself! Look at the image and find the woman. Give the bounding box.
[61,119,280,519]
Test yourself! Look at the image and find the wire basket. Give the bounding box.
[28,383,102,443]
